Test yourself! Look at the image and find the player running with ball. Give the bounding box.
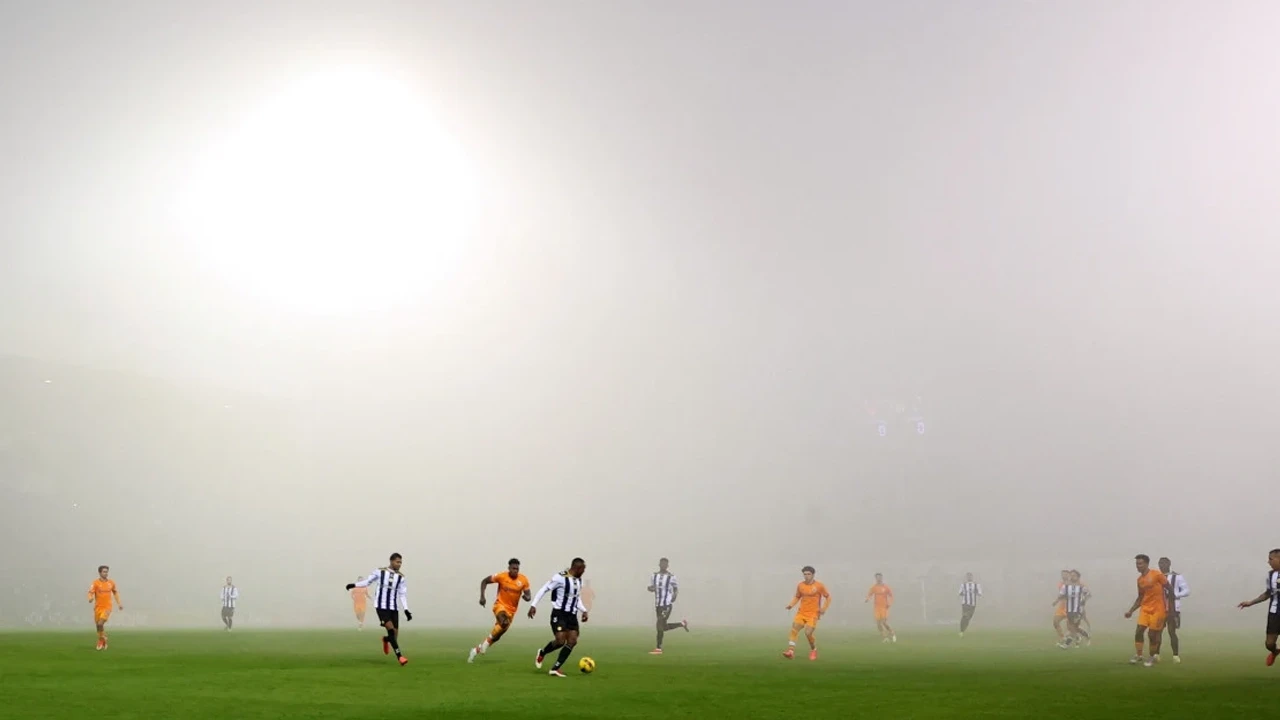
[529,558,589,678]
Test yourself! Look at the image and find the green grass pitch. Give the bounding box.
[3,628,1276,718]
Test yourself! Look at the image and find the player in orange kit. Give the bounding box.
[1124,553,1169,667]
[1053,569,1070,641]
[351,575,372,629]
[87,565,123,650]
[866,573,896,643]
[469,558,532,663]
[783,566,830,660]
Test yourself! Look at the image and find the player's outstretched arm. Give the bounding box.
[479,575,494,606]
[348,571,378,591]
[528,578,554,618]
[1239,590,1271,608]
[114,587,122,610]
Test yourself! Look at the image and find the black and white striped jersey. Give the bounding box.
[356,568,408,612]
[651,571,679,608]
[1267,570,1280,615]
[1060,584,1089,614]
[532,572,587,615]
[1166,571,1190,612]
[221,585,239,609]
[958,581,982,606]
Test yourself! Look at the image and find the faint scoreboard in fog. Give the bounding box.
[864,396,927,439]
[871,417,926,437]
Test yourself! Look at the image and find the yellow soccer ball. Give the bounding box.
[578,656,596,674]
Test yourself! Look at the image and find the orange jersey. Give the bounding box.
[89,579,117,608]
[867,583,893,610]
[794,581,830,615]
[351,587,369,606]
[490,572,531,611]
[1137,569,1168,615]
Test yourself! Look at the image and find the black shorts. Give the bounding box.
[376,608,400,630]
[550,609,580,634]
[656,605,674,622]
[221,607,235,617]
[1266,613,1280,636]
[961,604,976,615]
[1067,612,1083,624]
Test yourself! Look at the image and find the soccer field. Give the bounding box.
[2,628,1275,718]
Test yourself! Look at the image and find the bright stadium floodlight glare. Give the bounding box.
[173,67,478,315]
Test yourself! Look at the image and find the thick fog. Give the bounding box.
[3,1,1279,633]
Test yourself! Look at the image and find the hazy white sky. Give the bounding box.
[3,0,1280,628]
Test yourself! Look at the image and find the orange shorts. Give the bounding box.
[494,605,517,621]
[874,608,890,622]
[1137,610,1166,631]
[793,613,819,629]
[94,607,112,624]
[1055,605,1067,618]
[353,599,367,613]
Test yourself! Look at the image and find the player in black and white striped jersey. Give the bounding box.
[648,559,687,653]
[958,573,981,637]
[346,553,412,666]
[648,558,689,654]
[1159,557,1189,663]
[1056,571,1090,649]
[528,558,589,677]
[1237,548,1280,666]
[220,577,239,631]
